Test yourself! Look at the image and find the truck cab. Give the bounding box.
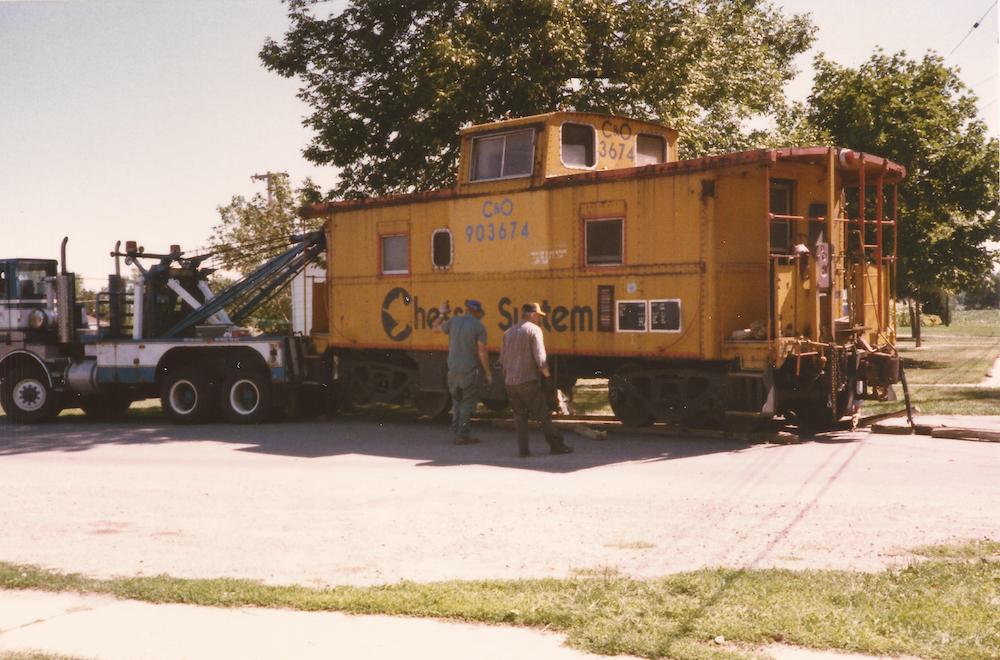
[0,259,58,332]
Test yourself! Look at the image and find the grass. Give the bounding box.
[571,378,614,415]
[1,540,997,660]
[912,538,1000,560]
[56,398,163,420]
[865,385,1000,416]
[864,309,1000,417]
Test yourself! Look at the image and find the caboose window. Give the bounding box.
[381,234,409,275]
[769,180,794,253]
[561,123,596,168]
[585,218,623,266]
[432,229,452,269]
[636,134,666,165]
[470,129,534,181]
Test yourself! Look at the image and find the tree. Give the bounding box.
[960,272,1000,310]
[260,0,815,197]
[209,175,322,334]
[807,50,1000,314]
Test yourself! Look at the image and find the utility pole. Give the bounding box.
[251,171,289,206]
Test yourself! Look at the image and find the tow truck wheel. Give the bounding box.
[220,371,271,424]
[161,368,216,424]
[0,366,60,424]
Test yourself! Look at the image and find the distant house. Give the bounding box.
[290,265,325,335]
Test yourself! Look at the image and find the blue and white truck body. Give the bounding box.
[0,235,326,424]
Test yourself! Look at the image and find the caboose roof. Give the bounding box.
[458,110,679,142]
[301,144,905,218]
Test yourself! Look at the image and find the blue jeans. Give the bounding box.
[448,368,484,438]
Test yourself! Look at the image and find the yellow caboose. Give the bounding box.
[303,111,904,428]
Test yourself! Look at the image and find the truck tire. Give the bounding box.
[161,368,216,424]
[220,371,271,424]
[0,365,60,424]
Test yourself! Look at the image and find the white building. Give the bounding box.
[290,265,325,335]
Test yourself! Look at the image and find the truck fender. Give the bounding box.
[0,350,53,388]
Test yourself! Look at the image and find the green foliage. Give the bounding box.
[73,279,101,317]
[2,542,998,660]
[960,272,1000,309]
[209,175,322,334]
[260,0,816,197]
[807,50,1000,296]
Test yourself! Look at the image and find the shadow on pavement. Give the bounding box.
[0,411,807,473]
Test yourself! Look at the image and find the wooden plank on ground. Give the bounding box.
[870,424,916,435]
[858,409,909,427]
[930,427,1000,443]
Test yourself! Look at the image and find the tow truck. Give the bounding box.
[0,233,327,424]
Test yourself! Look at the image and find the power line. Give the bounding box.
[948,0,997,57]
[972,73,997,88]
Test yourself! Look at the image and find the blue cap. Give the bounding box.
[464,299,483,313]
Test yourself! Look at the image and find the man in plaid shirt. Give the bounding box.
[500,302,574,458]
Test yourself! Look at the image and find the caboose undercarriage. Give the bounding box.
[321,334,900,431]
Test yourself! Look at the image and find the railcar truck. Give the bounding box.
[0,233,326,424]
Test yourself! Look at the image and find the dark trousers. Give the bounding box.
[448,368,484,439]
[506,379,564,454]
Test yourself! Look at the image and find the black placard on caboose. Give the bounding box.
[650,299,681,332]
[617,301,646,332]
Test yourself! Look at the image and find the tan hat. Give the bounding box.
[521,302,546,317]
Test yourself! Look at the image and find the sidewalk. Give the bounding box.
[0,589,919,660]
[0,589,610,660]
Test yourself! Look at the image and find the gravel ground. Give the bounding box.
[0,416,997,586]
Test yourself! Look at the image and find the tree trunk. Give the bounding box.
[914,300,922,348]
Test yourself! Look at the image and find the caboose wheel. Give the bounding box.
[608,365,654,427]
[413,390,451,419]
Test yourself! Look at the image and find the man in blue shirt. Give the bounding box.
[433,299,493,444]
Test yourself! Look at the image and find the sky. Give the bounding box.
[1,0,997,283]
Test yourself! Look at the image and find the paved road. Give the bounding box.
[0,415,997,586]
